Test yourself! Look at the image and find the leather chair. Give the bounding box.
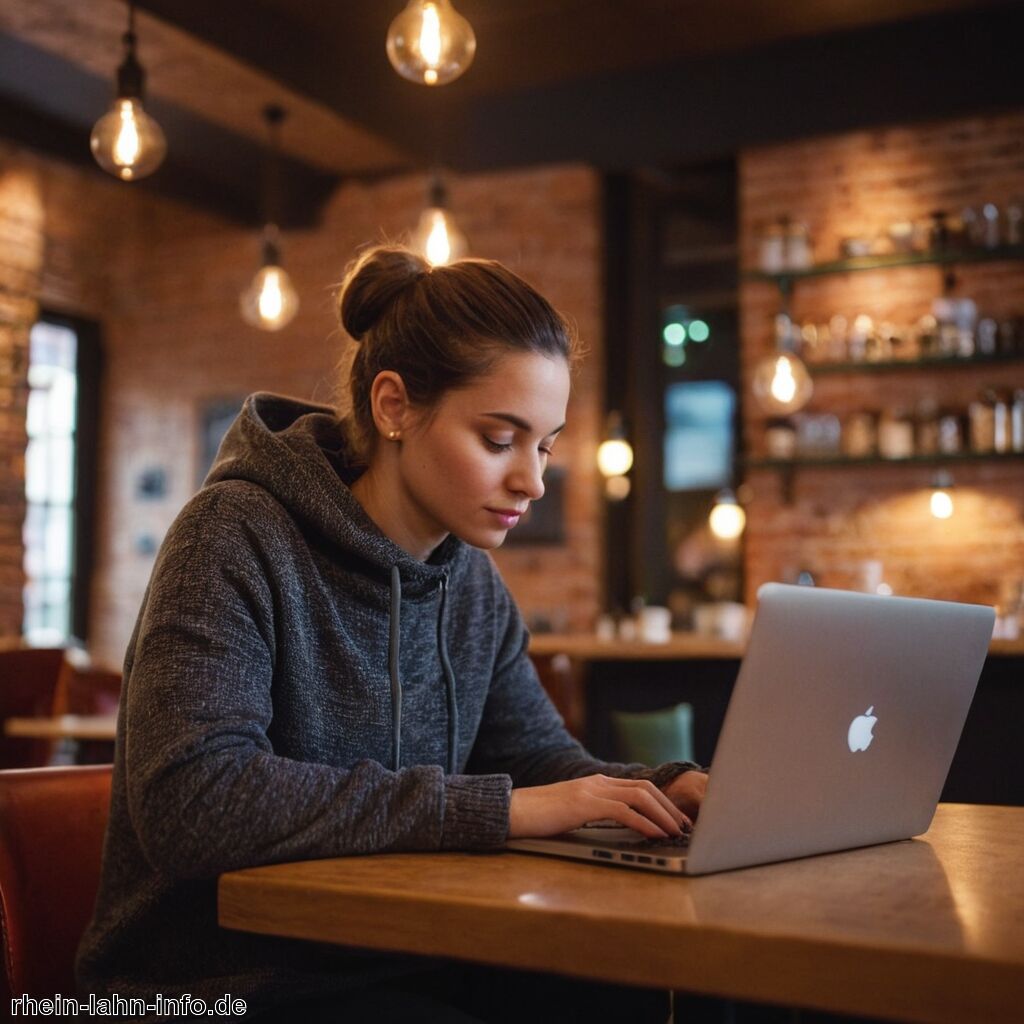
[612,702,695,766]
[0,764,113,1002]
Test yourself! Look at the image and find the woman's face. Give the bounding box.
[396,349,570,554]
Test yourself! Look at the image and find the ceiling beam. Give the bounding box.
[0,31,340,227]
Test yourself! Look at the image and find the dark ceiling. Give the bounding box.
[3,0,1024,226]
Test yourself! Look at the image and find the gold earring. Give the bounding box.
[387,429,401,441]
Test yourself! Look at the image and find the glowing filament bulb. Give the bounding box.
[753,350,813,414]
[421,4,442,82]
[931,488,953,519]
[240,262,299,332]
[114,100,141,166]
[709,491,746,540]
[426,211,452,265]
[387,0,476,87]
[258,269,285,321]
[771,357,797,405]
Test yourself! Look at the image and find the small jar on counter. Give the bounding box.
[765,417,797,460]
[878,408,915,459]
[843,411,877,459]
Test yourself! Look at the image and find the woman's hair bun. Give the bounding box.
[338,245,429,341]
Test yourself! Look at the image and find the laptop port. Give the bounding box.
[656,858,667,866]
[637,855,652,864]
[620,853,636,862]
[594,849,612,859]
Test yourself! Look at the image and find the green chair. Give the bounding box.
[612,702,694,766]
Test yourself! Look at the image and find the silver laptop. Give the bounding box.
[508,583,994,875]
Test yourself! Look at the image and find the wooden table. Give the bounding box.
[3,714,118,741]
[219,803,1024,1023]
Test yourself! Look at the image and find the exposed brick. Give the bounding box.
[0,144,604,663]
[741,111,1024,607]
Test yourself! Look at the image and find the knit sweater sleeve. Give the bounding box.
[465,565,702,789]
[123,487,507,879]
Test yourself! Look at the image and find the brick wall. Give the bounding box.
[0,162,44,634]
[0,147,604,665]
[740,111,1024,608]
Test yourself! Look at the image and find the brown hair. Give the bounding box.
[336,244,578,458]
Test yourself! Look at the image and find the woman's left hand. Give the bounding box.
[662,770,708,821]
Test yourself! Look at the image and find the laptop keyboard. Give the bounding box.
[635,831,691,849]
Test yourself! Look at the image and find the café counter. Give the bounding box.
[528,633,1024,807]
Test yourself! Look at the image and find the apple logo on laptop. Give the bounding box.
[847,706,877,752]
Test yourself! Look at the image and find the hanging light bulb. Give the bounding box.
[752,313,813,415]
[90,3,166,181]
[709,489,747,540]
[411,177,468,266]
[240,227,299,331]
[387,0,477,86]
[240,107,299,332]
[930,471,954,520]
[597,411,634,477]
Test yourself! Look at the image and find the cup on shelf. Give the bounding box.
[638,605,672,644]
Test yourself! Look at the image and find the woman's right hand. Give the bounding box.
[507,774,689,840]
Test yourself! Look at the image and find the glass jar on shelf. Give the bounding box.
[1011,390,1024,453]
[758,220,786,274]
[827,314,849,361]
[937,410,964,455]
[976,318,998,357]
[1006,199,1023,246]
[843,411,877,459]
[993,392,1011,454]
[968,390,997,453]
[784,220,813,270]
[915,398,940,456]
[915,314,939,359]
[765,417,797,459]
[878,408,915,459]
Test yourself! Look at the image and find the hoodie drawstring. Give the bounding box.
[437,571,459,774]
[389,565,402,772]
[387,566,459,775]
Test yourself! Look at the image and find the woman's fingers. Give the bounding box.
[598,777,688,830]
[592,800,672,839]
[583,780,686,836]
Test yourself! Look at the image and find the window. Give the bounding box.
[22,315,100,644]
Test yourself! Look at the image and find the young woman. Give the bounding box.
[77,245,707,1021]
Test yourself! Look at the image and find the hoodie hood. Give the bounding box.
[203,392,462,598]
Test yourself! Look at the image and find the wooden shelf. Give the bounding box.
[808,351,1024,375]
[744,243,1024,289]
[745,451,1024,471]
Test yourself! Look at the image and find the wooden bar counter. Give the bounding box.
[219,803,1024,1023]
[529,633,1024,806]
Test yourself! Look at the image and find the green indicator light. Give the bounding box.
[663,345,686,367]
[662,323,686,346]
[688,319,710,342]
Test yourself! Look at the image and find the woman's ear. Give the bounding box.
[369,370,411,440]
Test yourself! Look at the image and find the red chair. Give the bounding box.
[0,647,68,768]
[53,664,122,717]
[0,765,113,1001]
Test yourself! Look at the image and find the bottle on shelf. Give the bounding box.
[993,392,1011,454]
[1011,390,1024,453]
[968,389,997,453]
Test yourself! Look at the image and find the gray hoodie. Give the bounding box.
[76,392,697,1012]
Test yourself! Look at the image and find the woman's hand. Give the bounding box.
[661,770,708,821]
[508,774,689,839]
